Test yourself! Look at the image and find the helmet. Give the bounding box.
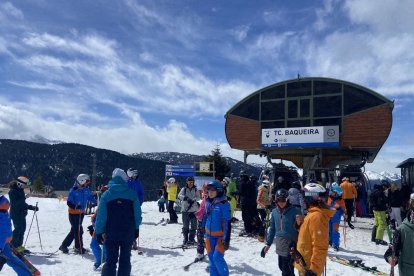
[206,180,224,195]
[262,180,270,186]
[262,175,269,180]
[410,193,414,201]
[167,177,175,184]
[224,177,231,183]
[276,188,289,199]
[186,176,194,182]
[127,168,139,178]
[202,181,210,191]
[331,182,338,187]
[330,185,343,197]
[239,170,247,177]
[17,176,31,187]
[303,183,326,203]
[277,176,284,182]
[341,177,349,182]
[76,174,90,186]
[112,168,128,182]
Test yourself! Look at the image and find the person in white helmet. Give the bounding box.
[166,177,179,223]
[59,174,97,254]
[8,176,38,254]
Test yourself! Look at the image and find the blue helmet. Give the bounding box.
[330,185,343,197]
[207,180,224,195]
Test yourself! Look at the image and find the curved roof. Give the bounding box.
[225,77,394,169]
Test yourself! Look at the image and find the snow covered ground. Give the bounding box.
[2,197,395,275]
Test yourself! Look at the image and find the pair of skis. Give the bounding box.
[329,256,388,275]
[161,244,197,251]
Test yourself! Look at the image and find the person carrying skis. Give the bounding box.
[263,189,302,276]
[178,176,200,245]
[59,174,97,254]
[294,183,335,276]
[204,181,231,276]
[95,168,142,276]
[166,177,179,224]
[327,185,346,251]
[88,185,108,270]
[8,176,39,253]
[340,177,357,229]
[0,192,31,276]
[126,168,144,250]
[256,179,271,242]
[369,183,389,245]
[384,205,414,276]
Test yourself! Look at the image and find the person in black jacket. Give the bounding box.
[388,184,403,227]
[370,184,389,245]
[238,171,258,236]
[8,176,39,253]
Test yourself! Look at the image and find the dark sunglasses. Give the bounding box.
[277,198,287,203]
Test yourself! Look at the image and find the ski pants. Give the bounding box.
[182,212,197,241]
[91,235,106,268]
[329,220,340,247]
[168,201,178,222]
[205,236,229,276]
[61,213,84,249]
[344,199,354,222]
[229,197,237,217]
[11,215,26,248]
[356,199,367,217]
[196,220,205,255]
[241,204,256,234]
[373,210,386,240]
[102,239,133,276]
[158,204,165,212]
[257,209,266,237]
[0,243,31,276]
[390,207,402,227]
[278,254,295,276]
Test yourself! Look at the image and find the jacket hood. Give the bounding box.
[307,206,335,219]
[108,177,128,191]
[402,218,414,229]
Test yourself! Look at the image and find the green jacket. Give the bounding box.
[226,179,238,200]
[397,219,414,276]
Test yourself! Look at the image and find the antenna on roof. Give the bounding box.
[297,73,301,81]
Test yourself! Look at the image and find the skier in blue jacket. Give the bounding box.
[0,193,31,276]
[60,174,97,254]
[204,180,232,276]
[95,168,142,276]
[126,168,144,250]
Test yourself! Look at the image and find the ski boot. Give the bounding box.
[59,245,69,254]
[74,247,87,254]
[333,245,339,251]
[195,253,204,262]
[371,226,377,242]
[347,221,355,229]
[375,239,388,246]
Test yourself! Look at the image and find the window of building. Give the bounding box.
[261,85,285,100]
[230,94,259,120]
[288,100,298,118]
[261,100,285,120]
[344,85,386,115]
[300,99,310,118]
[313,96,342,117]
[287,81,312,97]
[287,119,311,127]
[314,81,342,95]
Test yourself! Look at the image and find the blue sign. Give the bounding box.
[165,164,195,176]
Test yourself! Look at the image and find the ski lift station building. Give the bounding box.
[225,77,394,182]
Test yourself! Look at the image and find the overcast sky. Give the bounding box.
[1,0,413,173]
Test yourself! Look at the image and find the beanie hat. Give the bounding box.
[112,168,128,182]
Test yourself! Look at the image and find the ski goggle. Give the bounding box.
[206,185,217,191]
[276,198,287,203]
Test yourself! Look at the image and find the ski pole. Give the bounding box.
[77,202,83,256]
[34,211,43,251]
[343,216,347,248]
[24,202,38,248]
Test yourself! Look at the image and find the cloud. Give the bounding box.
[229,25,250,42]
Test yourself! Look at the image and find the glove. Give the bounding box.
[260,246,268,258]
[223,240,230,251]
[96,233,105,245]
[305,270,317,276]
[135,229,139,239]
[29,205,39,212]
[87,225,94,236]
[75,204,82,210]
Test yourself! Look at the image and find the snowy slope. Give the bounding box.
[2,197,396,276]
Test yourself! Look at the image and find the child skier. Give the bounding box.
[8,176,39,253]
[384,205,414,276]
[88,185,108,270]
[0,192,31,275]
[194,182,209,261]
[263,189,302,276]
[295,183,335,276]
[204,181,231,276]
[157,195,166,212]
[327,185,346,251]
